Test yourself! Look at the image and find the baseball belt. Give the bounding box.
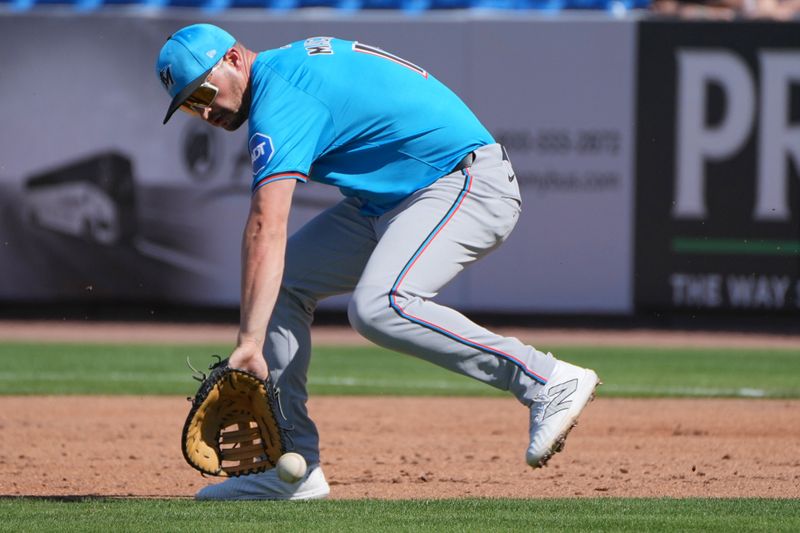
[452,151,476,173]
[452,145,509,174]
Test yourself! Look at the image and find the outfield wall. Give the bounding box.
[0,13,797,315]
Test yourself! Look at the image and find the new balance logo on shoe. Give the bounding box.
[542,379,578,420]
[527,363,599,468]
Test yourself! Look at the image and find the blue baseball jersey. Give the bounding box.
[247,37,494,216]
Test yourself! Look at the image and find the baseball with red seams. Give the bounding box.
[277,452,307,483]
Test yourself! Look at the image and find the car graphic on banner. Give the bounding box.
[24,153,137,246]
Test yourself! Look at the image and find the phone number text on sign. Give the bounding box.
[495,129,621,156]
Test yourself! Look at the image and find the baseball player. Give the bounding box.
[156,24,600,500]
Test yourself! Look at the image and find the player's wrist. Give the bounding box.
[236,332,265,350]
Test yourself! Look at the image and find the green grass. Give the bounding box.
[0,498,797,532]
[0,342,798,398]
[2,342,798,531]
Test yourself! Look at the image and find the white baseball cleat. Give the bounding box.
[195,464,330,501]
[526,360,600,468]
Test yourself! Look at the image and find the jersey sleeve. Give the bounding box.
[248,73,336,192]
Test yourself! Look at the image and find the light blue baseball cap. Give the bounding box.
[156,24,237,124]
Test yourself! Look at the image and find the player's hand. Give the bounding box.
[228,339,269,380]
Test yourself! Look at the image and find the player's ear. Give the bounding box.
[224,46,242,68]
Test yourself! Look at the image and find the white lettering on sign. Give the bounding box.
[755,52,800,221]
[726,274,791,308]
[671,272,794,309]
[673,49,800,222]
[674,50,755,220]
[670,273,723,307]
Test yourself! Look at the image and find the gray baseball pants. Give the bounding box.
[264,143,557,464]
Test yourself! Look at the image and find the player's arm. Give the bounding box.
[228,178,297,379]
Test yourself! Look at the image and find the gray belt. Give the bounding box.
[451,145,509,174]
[452,152,476,173]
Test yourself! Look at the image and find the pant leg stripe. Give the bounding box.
[388,168,547,385]
[392,172,471,291]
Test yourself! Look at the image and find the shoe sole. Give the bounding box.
[285,485,331,501]
[195,467,331,501]
[196,484,330,501]
[531,371,601,469]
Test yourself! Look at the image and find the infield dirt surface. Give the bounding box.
[1,321,799,499]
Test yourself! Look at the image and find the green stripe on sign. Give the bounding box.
[672,238,800,256]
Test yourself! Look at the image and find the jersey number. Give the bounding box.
[352,42,428,79]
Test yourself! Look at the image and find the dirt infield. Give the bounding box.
[1,321,799,499]
[1,396,798,499]
[3,320,800,348]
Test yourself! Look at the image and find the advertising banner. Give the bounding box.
[635,22,800,314]
[0,13,635,313]
[465,20,636,312]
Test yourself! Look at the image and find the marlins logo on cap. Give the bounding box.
[159,65,175,91]
[155,24,236,124]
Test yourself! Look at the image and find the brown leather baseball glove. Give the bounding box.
[181,357,285,477]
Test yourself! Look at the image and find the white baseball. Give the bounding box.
[276,452,308,483]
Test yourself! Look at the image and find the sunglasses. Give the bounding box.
[179,62,222,117]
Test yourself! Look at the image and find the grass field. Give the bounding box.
[1,340,798,531]
[0,497,798,532]
[0,341,798,398]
